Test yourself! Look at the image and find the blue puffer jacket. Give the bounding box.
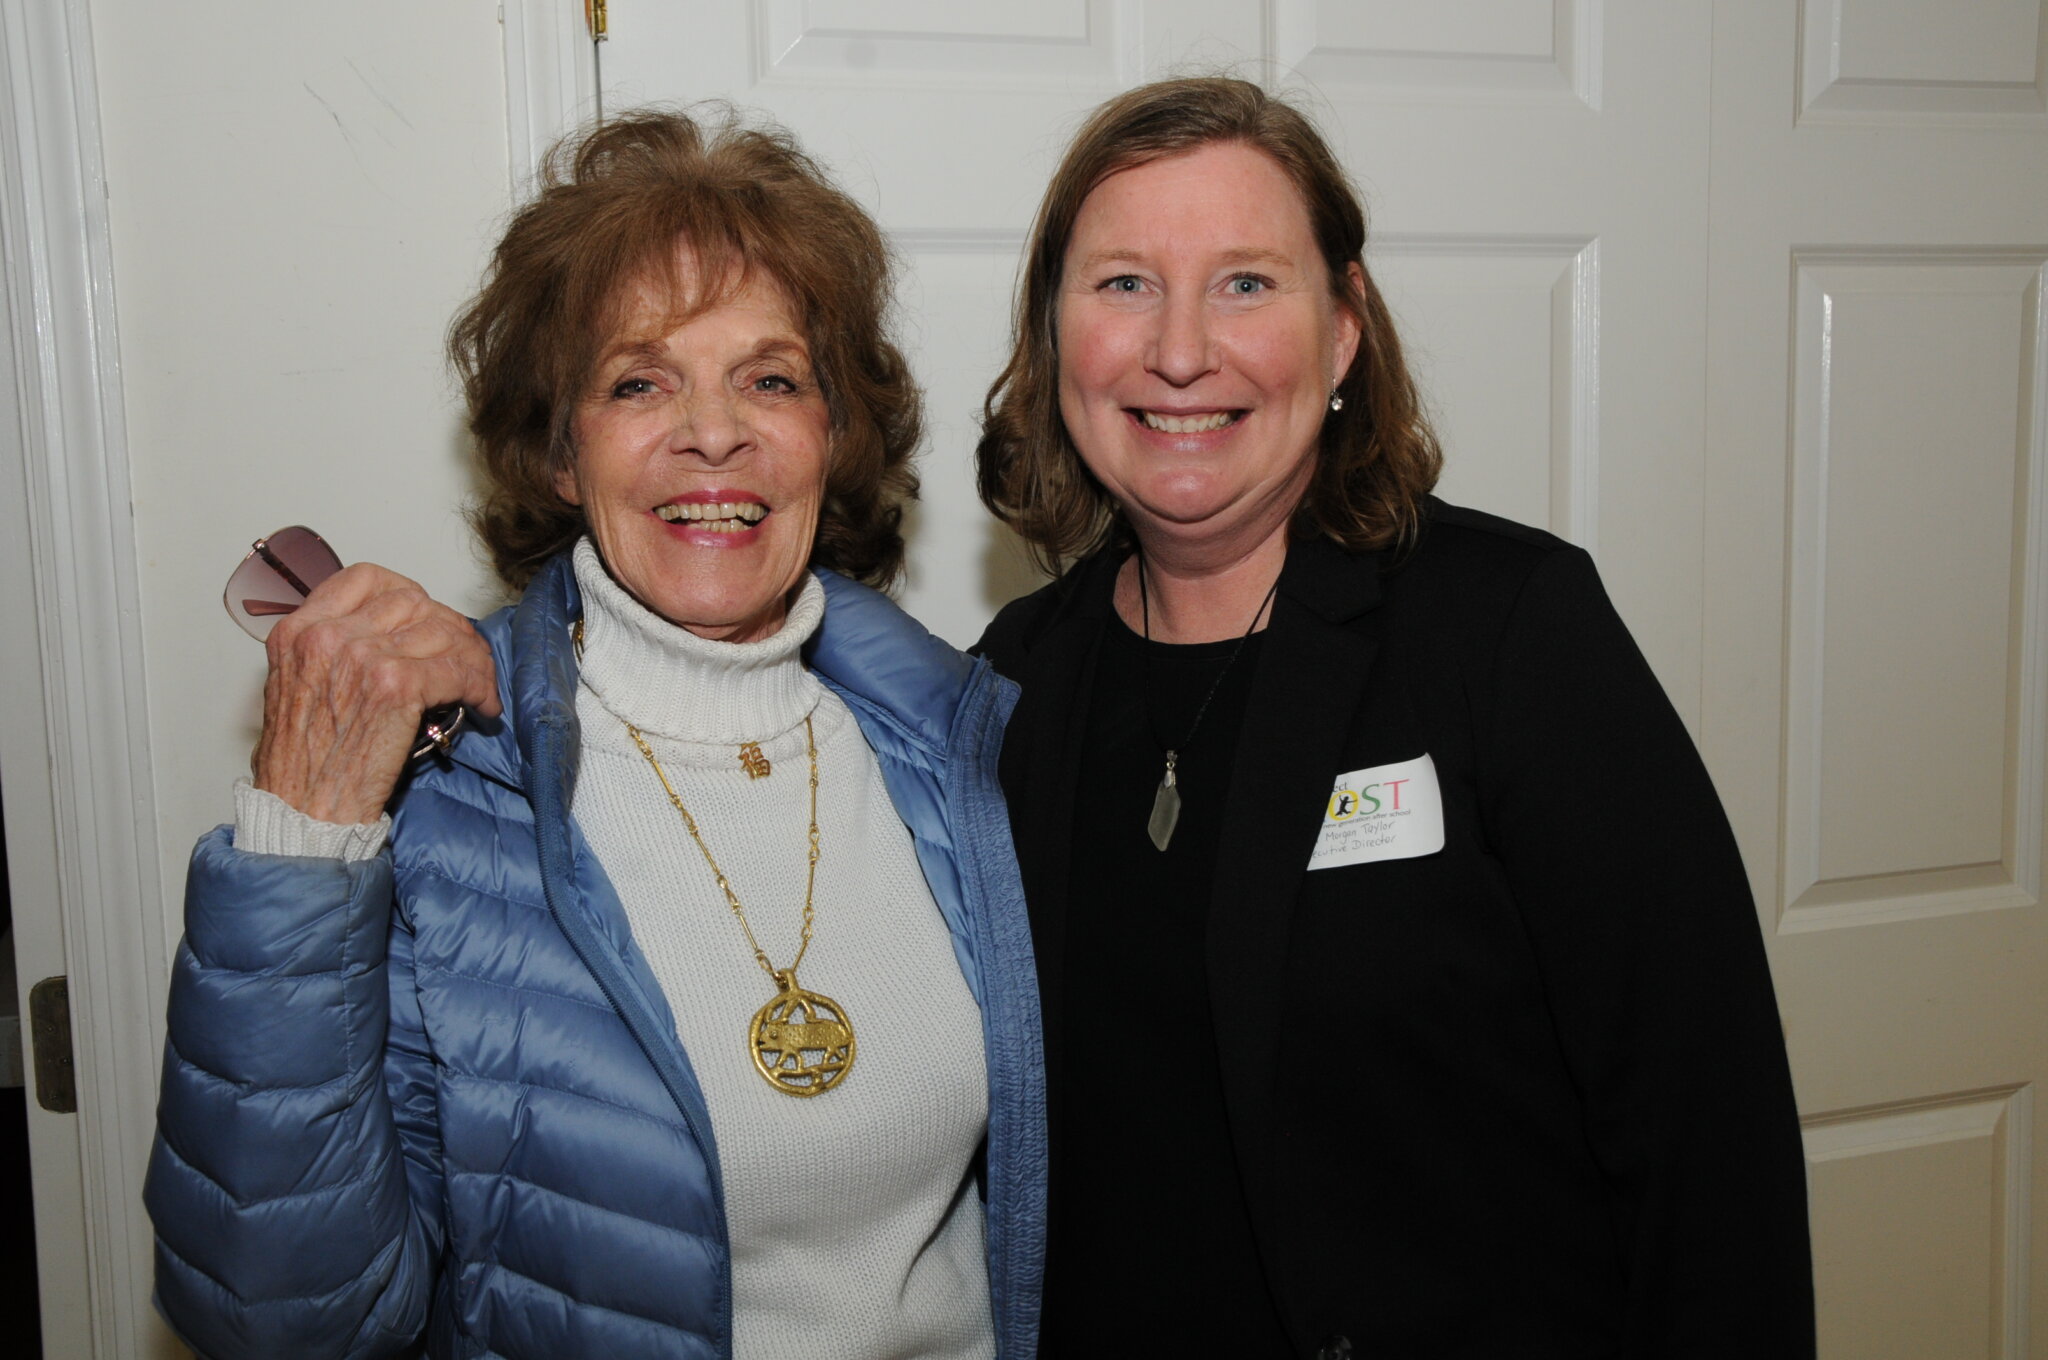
[145,553,1047,1360]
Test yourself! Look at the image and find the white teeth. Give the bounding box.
[1139,410,1236,434]
[656,501,768,526]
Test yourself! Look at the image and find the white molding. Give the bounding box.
[502,0,599,197]
[0,1,177,1355]
[1797,0,2048,128]
[1270,0,1603,109]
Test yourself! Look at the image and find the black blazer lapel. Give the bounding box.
[1207,538,1384,1173]
[999,552,1119,1098]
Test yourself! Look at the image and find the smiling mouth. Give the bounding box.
[656,501,768,533]
[1136,410,1243,434]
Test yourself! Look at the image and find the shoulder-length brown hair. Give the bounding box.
[977,77,1440,574]
[451,105,921,591]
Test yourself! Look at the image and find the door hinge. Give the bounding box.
[586,0,608,41]
[29,976,76,1114]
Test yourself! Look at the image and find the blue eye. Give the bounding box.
[1228,275,1268,295]
[1103,275,1143,293]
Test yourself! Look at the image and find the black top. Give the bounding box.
[1040,616,1292,1355]
[977,501,1814,1359]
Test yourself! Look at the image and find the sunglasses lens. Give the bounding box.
[266,525,343,592]
[223,526,344,640]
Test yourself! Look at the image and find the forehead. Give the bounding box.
[1065,141,1315,267]
[604,244,807,348]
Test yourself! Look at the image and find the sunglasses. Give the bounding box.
[224,526,465,761]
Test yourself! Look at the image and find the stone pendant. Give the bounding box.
[1148,753,1181,851]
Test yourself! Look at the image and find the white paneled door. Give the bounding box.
[596,1,2048,1349]
[1707,4,2048,1356]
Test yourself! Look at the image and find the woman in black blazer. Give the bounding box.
[974,77,1813,1358]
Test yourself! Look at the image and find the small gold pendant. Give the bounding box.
[738,742,772,779]
[749,970,855,1097]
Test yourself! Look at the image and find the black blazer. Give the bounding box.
[978,500,1814,1358]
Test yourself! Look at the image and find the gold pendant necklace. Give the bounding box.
[626,715,855,1097]
[577,612,853,1098]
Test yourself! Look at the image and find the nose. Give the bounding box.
[1146,290,1217,387]
[668,387,752,466]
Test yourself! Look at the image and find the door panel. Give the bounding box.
[1373,237,1598,540]
[1805,1087,2028,1358]
[1273,0,1600,107]
[1783,257,2042,924]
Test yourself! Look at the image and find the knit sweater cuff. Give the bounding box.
[231,778,391,862]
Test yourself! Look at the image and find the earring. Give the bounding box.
[1328,386,1344,413]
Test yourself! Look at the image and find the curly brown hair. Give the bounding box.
[977,77,1441,574]
[451,105,922,590]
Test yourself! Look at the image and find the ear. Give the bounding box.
[1331,261,1365,383]
[552,453,582,507]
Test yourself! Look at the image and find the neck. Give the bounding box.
[572,538,824,743]
[1116,528,1288,644]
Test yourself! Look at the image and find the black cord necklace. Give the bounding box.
[1137,552,1281,851]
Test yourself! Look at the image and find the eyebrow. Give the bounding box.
[1073,245,1294,272]
[751,337,812,363]
[599,338,669,367]
[595,334,814,368]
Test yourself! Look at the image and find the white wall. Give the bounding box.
[89,1,516,926]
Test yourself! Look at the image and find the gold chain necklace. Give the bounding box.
[576,619,855,1096]
[626,717,855,1097]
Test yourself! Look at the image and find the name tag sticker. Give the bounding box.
[1307,754,1444,870]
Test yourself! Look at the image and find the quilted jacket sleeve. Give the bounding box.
[145,826,441,1360]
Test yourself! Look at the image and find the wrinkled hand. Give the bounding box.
[253,563,502,825]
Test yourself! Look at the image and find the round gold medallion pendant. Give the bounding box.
[749,972,855,1097]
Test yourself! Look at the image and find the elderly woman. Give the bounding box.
[145,109,1043,1360]
[976,79,1811,1357]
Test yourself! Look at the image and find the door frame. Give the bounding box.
[0,0,173,1354]
[0,2,597,1352]
[503,0,599,191]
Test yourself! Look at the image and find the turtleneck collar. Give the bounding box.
[572,537,824,744]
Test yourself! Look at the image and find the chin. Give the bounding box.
[1132,485,1241,529]
[664,586,795,642]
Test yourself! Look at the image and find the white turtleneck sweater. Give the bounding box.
[235,539,995,1360]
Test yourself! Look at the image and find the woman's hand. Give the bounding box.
[252,563,503,825]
